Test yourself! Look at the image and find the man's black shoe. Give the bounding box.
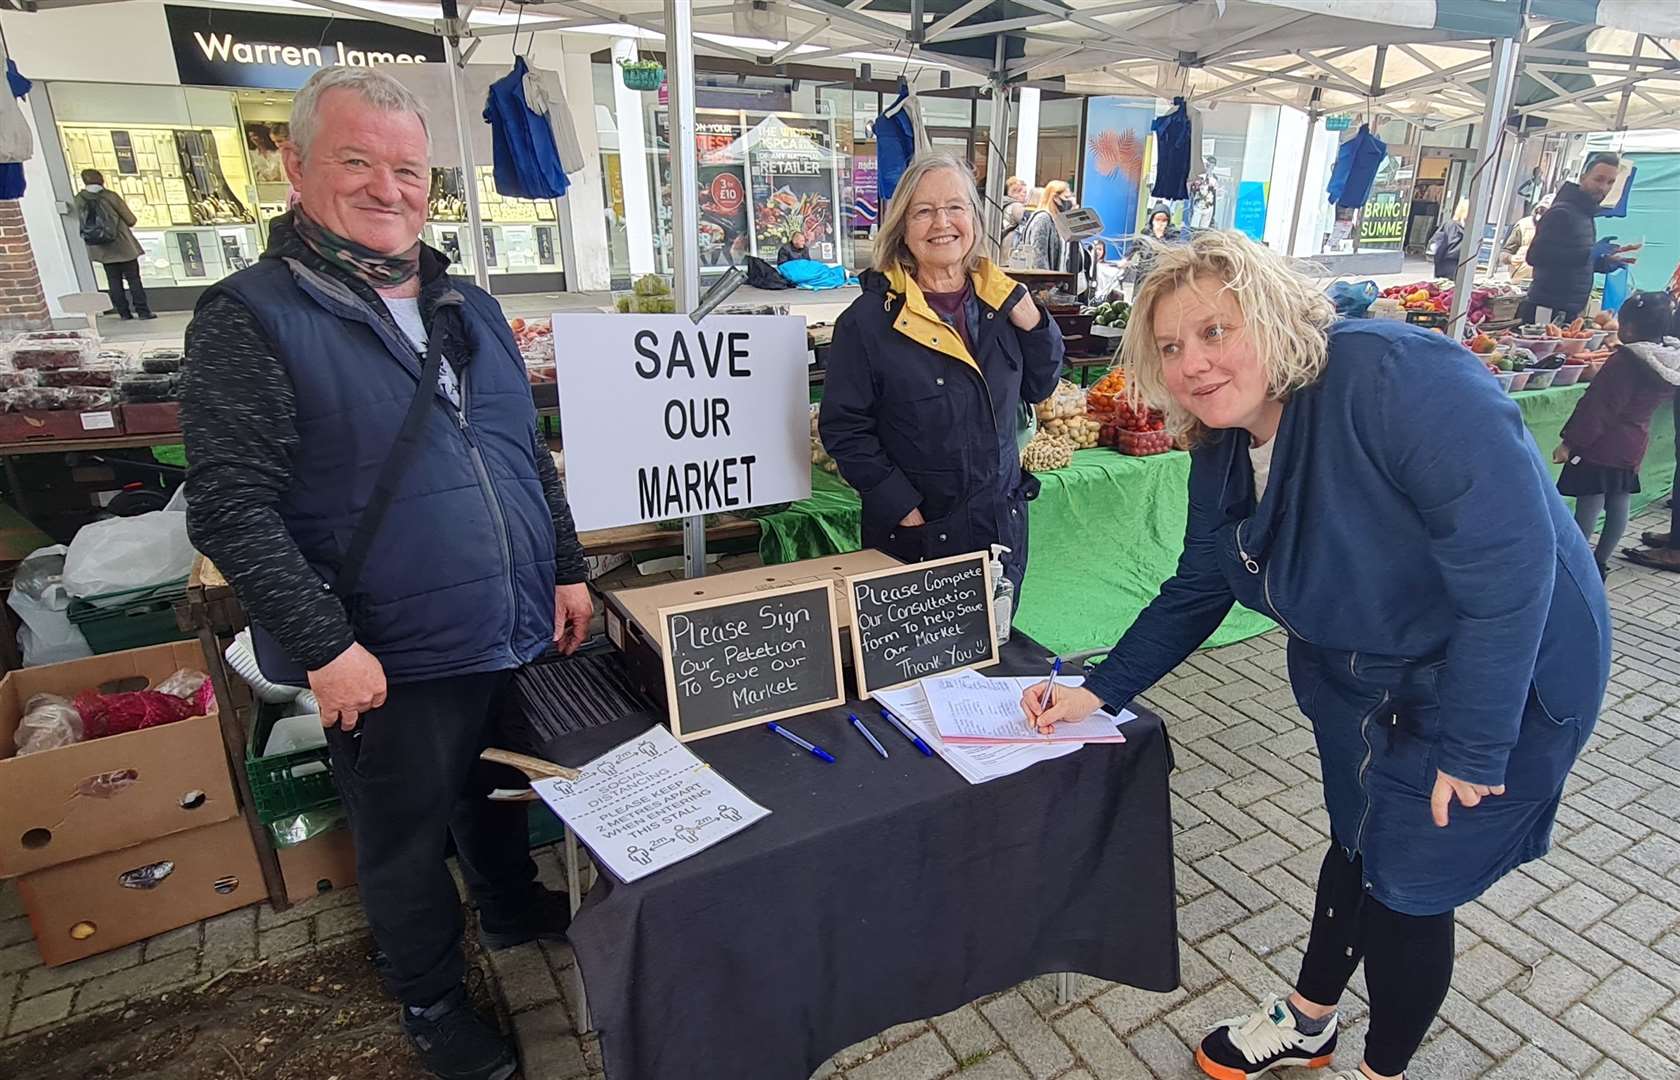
[480,886,572,951]
[138,312,158,320]
[399,984,516,1080]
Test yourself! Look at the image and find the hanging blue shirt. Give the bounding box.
[1150,98,1192,201]
[1326,124,1387,210]
[2,59,29,197]
[876,85,917,204]
[483,56,570,200]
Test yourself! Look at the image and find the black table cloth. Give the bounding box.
[532,635,1179,1080]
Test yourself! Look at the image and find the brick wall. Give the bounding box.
[0,201,52,333]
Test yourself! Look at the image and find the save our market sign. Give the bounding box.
[554,314,811,532]
[165,5,443,90]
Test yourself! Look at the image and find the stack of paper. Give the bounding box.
[531,725,770,884]
[921,670,1131,745]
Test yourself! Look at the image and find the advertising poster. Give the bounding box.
[1234,181,1268,241]
[695,118,750,269]
[1359,153,1412,247]
[1080,97,1154,259]
[745,116,839,263]
[851,153,878,232]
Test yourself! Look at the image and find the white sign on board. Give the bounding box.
[554,313,812,532]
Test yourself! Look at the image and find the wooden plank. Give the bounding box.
[0,433,182,456]
[577,516,760,557]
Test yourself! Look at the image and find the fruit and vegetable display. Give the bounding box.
[1086,368,1126,413]
[1020,429,1074,472]
[810,407,838,474]
[1035,380,1087,423]
[1090,300,1130,329]
[508,318,557,384]
[615,273,677,314]
[1096,394,1171,455]
[1046,412,1101,449]
[0,339,187,411]
[1377,281,1523,325]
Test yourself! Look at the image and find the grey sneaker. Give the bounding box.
[1194,993,1337,1079]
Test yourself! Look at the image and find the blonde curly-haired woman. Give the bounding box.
[1024,231,1610,1080]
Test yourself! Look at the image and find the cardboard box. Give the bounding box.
[0,641,237,878]
[602,551,900,710]
[18,814,263,965]
[277,827,358,905]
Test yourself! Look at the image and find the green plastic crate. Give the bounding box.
[246,701,339,824]
[66,578,193,654]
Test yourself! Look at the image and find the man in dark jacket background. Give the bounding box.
[1522,152,1638,324]
[182,67,591,1080]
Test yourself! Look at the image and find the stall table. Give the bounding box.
[536,634,1178,1080]
[778,383,1678,655]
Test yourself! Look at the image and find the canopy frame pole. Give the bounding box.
[985,35,1011,262]
[442,29,490,290]
[1285,86,1324,257]
[1485,130,1526,283]
[663,0,706,579]
[1449,36,1521,339]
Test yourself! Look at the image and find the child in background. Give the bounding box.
[1554,290,1680,577]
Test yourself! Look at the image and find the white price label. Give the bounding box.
[80,411,116,431]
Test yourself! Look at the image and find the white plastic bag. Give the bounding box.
[63,511,194,598]
[7,546,92,666]
[14,693,83,756]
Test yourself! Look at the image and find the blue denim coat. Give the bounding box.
[1086,319,1611,915]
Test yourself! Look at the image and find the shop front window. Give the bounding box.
[51,82,261,290]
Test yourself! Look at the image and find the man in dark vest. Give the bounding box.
[181,67,592,1080]
[1521,152,1639,325]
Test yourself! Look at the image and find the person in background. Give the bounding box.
[1024,230,1608,1080]
[1557,291,1680,576]
[1146,202,1183,243]
[776,230,808,264]
[181,67,592,1080]
[1001,175,1031,260]
[1427,199,1468,281]
[1502,194,1550,283]
[820,153,1064,594]
[74,169,154,321]
[1523,152,1637,324]
[1020,180,1076,271]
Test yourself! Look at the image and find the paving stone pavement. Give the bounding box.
[4,507,1679,1079]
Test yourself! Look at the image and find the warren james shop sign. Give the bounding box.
[166,5,444,90]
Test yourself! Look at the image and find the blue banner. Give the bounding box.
[1080,97,1155,259]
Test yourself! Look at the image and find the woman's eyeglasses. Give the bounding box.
[910,204,971,225]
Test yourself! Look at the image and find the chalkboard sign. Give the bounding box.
[845,551,998,697]
[658,581,846,741]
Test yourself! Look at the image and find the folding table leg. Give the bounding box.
[1055,972,1073,1005]
[564,828,592,1033]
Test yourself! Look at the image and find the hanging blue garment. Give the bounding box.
[877,84,917,204]
[1150,97,1192,201]
[1600,164,1636,218]
[7,58,31,99]
[1326,124,1387,210]
[483,56,569,200]
[0,163,23,199]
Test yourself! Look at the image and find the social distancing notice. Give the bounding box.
[555,313,811,531]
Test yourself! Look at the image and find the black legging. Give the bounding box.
[1670,399,1680,548]
[1295,846,1455,1077]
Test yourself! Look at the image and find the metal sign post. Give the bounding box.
[1449,36,1521,338]
[664,0,707,579]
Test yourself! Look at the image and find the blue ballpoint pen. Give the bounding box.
[1038,657,1063,711]
[847,713,889,759]
[878,707,936,757]
[767,721,836,763]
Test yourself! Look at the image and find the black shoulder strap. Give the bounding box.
[332,302,453,600]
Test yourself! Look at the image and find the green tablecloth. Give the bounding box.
[760,382,1677,655]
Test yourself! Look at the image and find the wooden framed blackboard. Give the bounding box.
[845,551,998,698]
[657,580,847,741]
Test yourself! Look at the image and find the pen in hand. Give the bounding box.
[1035,657,1063,723]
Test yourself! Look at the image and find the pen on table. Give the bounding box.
[847,712,889,759]
[878,707,935,757]
[767,721,836,763]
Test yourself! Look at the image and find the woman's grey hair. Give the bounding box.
[289,66,431,160]
[873,153,989,277]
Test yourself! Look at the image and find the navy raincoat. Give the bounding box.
[1085,320,1611,915]
[819,260,1063,592]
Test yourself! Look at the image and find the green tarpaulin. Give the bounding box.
[760,382,1676,657]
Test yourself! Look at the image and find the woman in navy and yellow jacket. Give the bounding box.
[820,154,1063,592]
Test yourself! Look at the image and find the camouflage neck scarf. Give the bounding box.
[290,208,420,288]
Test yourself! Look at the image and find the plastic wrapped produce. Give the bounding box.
[60,387,117,410]
[95,349,133,367]
[1033,380,1086,423]
[8,340,91,370]
[38,368,118,388]
[0,371,37,389]
[3,386,70,411]
[74,671,215,739]
[141,356,183,374]
[118,373,176,403]
[14,693,85,756]
[1020,430,1074,472]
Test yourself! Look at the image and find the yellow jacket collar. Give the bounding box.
[882,259,1022,371]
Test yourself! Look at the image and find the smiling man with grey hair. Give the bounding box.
[181,65,590,1080]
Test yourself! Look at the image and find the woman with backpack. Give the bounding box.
[74,169,153,320]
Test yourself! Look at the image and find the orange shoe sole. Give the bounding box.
[1193,1046,1335,1080]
